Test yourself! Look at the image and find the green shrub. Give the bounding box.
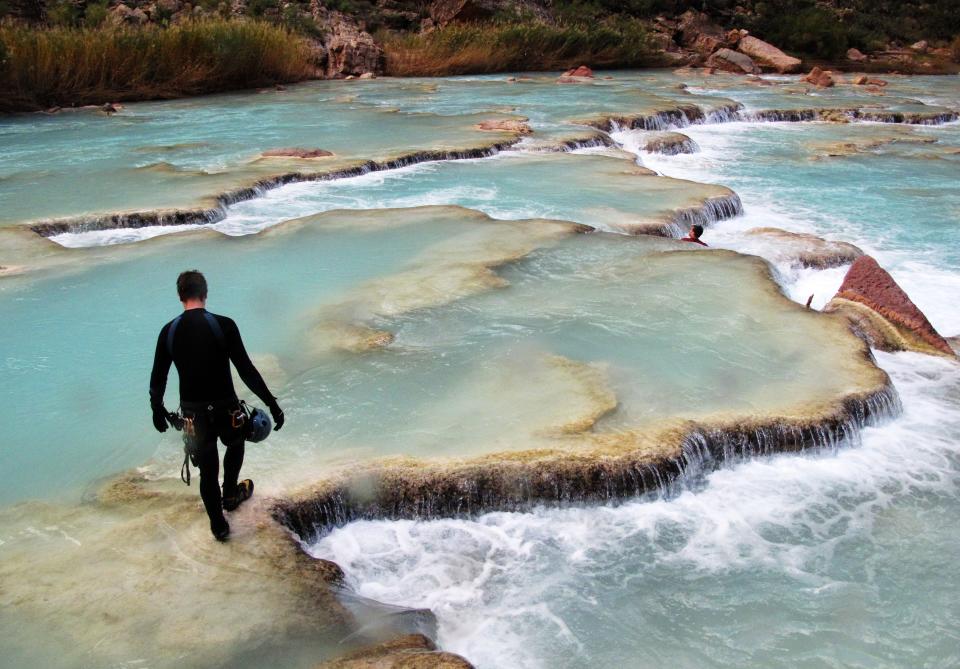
[45,0,81,26]
[83,0,109,27]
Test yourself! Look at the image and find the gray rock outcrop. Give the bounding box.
[707,48,760,74]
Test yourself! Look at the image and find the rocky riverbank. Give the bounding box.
[2,1,958,112]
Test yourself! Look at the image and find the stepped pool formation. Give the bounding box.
[1,71,958,668]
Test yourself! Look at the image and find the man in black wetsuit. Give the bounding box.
[149,270,284,541]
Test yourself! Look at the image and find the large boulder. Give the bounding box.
[706,48,760,75]
[319,11,383,78]
[823,256,955,357]
[802,66,835,87]
[737,35,802,73]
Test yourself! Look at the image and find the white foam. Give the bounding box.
[620,122,960,335]
[310,351,960,668]
[50,224,203,247]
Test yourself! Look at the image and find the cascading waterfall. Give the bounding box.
[275,383,901,544]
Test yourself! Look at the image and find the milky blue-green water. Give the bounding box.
[1,71,959,668]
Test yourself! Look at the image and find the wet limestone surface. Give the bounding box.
[215,151,739,243]
[3,71,955,669]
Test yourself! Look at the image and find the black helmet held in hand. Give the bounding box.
[245,405,272,443]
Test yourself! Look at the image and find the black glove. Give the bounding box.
[269,402,284,431]
[152,407,169,433]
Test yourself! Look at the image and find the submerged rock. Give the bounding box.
[262,148,335,159]
[476,118,533,134]
[707,48,761,75]
[824,256,955,357]
[642,131,700,155]
[316,634,474,668]
[737,35,802,73]
[558,65,594,83]
[745,227,863,268]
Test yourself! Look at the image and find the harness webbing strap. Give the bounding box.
[166,315,182,358]
[166,310,226,357]
[181,452,191,486]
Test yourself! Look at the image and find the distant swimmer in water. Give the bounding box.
[149,270,285,542]
[681,224,708,247]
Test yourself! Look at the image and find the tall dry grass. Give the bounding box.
[0,20,316,112]
[381,19,655,76]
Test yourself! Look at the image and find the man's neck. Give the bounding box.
[182,300,206,311]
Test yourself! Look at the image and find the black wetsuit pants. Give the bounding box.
[182,401,246,525]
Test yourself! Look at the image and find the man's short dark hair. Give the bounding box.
[691,224,704,238]
[177,270,208,301]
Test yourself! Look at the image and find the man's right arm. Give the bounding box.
[149,325,172,432]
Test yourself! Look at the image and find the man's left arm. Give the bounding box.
[225,320,285,430]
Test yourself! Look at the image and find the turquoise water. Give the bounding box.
[1,72,959,668]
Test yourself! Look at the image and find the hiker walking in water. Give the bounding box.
[149,270,284,541]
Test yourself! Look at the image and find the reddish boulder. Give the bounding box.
[802,66,835,87]
[825,256,954,357]
[691,33,722,55]
[737,35,802,73]
[563,65,594,78]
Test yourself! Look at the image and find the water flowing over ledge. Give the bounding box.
[662,192,743,237]
[29,140,524,238]
[585,102,959,133]
[745,108,960,125]
[274,376,900,544]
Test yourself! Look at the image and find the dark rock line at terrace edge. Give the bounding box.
[275,382,901,543]
[590,102,959,132]
[29,141,523,237]
[29,99,957,240]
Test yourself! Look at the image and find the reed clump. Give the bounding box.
[0,19,316,112]
[380,19,655,77]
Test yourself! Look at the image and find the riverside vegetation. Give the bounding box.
[0,20,313,112]
[1,0,959,110]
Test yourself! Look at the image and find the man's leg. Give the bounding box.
[194,435,229,539]
[222,439,245,500]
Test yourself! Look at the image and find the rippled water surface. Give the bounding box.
[1,71,958,668]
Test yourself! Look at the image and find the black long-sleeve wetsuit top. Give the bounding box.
[149,308,275,411]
